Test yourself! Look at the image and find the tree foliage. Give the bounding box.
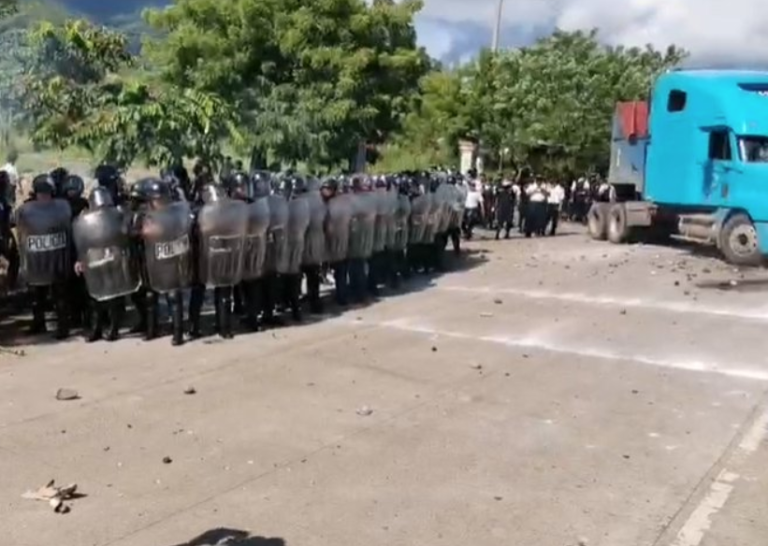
[15,18,239,167]
[385,29,687,176]
[144,0,430,170]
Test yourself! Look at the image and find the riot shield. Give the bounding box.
[436,184,453,234]
[16,198,72,286]
[409,193,429,246]
[384,187,398,250]
[423,192,439,244]
[142,201,193,293]
[372,188,389,253]
[197,198,248,287]
[302,191,327,266]
[73,206,140,300]
[326,194,352,263]
[348,192,376,259]
[282,197,310,274]
[265,194,288,274]
[392,193,411,251]
[241,196,270,281]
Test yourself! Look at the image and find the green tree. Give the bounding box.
[16,19,239,168]
[144,0,429,170]
[394,29,686,176]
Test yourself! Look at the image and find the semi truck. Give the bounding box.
[588,69,768,266]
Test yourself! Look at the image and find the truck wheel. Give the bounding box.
[607,204,629,244]
[587,203,608,240]
[719,214,762,267]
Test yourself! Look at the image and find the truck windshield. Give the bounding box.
[739,136,768,162]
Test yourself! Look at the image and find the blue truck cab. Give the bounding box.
[592,69,768,266]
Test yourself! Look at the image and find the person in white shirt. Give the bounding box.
[462,182,484,240]
[1,150,18,206]
[546,182,565,236]
[524,177,548,237]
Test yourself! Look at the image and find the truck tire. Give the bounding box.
[607,203,629,244]
[587,203,608,240]
[719,214,762,267]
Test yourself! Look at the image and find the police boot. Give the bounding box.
[144,291,159,341]
[187,285,204,339]
[85,300,103,343]
[171,290,185,346]
[261,274,282,326]
[241,280,261,332]
[233,284,245,316]
[29,287,48,334]
[130,290,148,335]
[105,298,122,342]
[54,287,70,340]
[304,266,323,314]
[219,287,234,339]
[286,274,302,322]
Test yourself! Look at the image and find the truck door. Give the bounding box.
[702,127,736,204]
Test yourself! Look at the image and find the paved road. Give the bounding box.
[1,225,766,546]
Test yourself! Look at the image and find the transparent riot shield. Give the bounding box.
[73,206,140,300]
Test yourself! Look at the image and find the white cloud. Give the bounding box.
[417,0,768,65]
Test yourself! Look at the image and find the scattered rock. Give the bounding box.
[493,298,503,305]
[470,363,483,370]
[674,281,680,286]
[702,268,711,274]
[479,312,494,318]
[494,496,503,501]
[729,280,738,286]
[183,386,196,395]
[431,346,438,352]
[619,309,627,315]
[631,390,639,394]
[55,388,79,401]
[356,406,373,417]
[162,456,173,464]
[622,454,631,460]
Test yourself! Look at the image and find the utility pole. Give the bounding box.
[491,0,504,52]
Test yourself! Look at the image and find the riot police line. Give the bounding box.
[8,165,468,346]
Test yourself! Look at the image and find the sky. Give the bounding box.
[415,0,768,67]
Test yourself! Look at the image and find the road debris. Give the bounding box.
[55,388,80,401]
[356,406,373,417]
[480,312,494,318]
[470,363,483,370]
[0,345,25,357]
[183,386,197,395]
[22,480,79,514]
[162,456,173,464]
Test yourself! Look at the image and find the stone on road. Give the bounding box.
[1,226,767,546]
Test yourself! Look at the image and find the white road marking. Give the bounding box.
[670,409,768,546]
[672,470,739,546]
[438,285,768,321]
[358,317,768,382]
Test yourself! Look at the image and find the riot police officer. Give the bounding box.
[132,178,192,345]
[301,177,327,314]
[321,177,352,306]
[282,175,310,321]
[61,174,90,327]
[73,186,140,342]
[95,164,126,206]
[16,174,72,338]
[188,183,248,339]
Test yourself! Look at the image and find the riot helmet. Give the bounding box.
[320,176,338,195]
[62,174,85,198]
[229,171,252,201]
[49,167,69,196]
[290,175,308,196]
[131,177,173,206]
[88,186,114,209]
[200,183,226,204]
[251,170,271,198]
[32,173,55,197]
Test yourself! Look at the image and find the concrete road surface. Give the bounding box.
[1,225,767,546]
